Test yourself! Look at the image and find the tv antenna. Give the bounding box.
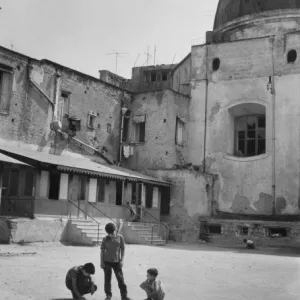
[145,46,152,66]
[106,51,128,74]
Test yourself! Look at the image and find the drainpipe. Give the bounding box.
[270,37,276,215]
[203,43,209,173]
[53,72,61,121]
[119,106,128,162]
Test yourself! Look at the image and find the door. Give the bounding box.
[160,187,170,215]
[1,166,35,217]
[116,181,123,206]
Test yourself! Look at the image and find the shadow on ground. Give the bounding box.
[159,242,300,258]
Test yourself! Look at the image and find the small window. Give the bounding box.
[87,112,97,129]
[238,226,249,236]
[162,72,168,81]
[212,58,220,71]
[97,179,105,202]
[287,49,297,63]
[107,123,112,134]
[0,70,13,114]
[49,172,60,200]
[58,91,70,121]
[133,121,145,143]
[208,224,222,234]
[175,117,184,145]
[268,227,287,238]
[235,115,266,157]
[151,72,157,82]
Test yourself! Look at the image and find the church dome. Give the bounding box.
[214,0,300,30]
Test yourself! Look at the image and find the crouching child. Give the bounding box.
[140,268,165,300]
[65,262,97,300]
[243,238,255,249]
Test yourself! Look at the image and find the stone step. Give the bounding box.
[79,228,105,234]
[85,232,107,238]
[75,224,101,229]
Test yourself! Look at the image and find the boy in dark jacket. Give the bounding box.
[65,262,97,299]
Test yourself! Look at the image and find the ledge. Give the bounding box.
[223,152,270,162]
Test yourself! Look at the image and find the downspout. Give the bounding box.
[270,37,276,215]
[53,72,61,121]
[203,44,209,173]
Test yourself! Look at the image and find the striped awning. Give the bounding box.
[0,145,171,187]
[0,153,32,167]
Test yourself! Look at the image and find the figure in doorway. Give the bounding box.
[126,202,138,222]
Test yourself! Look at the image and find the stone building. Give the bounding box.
[109,0,300,246]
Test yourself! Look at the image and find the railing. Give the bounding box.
[88,202,121,233]
[141,208,170,242]
[125,205,169,244]
[68,200,100,245]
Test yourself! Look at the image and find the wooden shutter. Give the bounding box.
[0,72,12,113]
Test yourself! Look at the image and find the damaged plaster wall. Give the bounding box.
[127,90,189,170]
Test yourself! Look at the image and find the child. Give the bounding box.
[101,223,131,300]
[65,262,97,300]
[243,238,255,249]
[126,202,137,222]
[140,268,165,300]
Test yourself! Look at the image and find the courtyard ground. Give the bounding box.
[0,242,299,300]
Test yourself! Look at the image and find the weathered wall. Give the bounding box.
[172,54,191,96]
[190,32,300,216]
[126,90,189,170]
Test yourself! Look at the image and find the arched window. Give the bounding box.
[235,115,266,157]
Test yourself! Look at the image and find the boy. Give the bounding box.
[65,262,97,300]
[243,238,255,249]
[140,268,165,300]
[101,223,131,300]
[126,202,137,222]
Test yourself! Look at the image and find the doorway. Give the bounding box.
[116,181,123,206]
[160,187,170,215]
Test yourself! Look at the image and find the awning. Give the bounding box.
[0,153,33,167]
[0,145,171,187]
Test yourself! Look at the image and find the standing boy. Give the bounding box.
[101,223,131,300]
[65,262,97,300]
[140,268,165,300]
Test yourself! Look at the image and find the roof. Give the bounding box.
[0,153,32,167]
[0,145,171,187]
[214,0,300,30]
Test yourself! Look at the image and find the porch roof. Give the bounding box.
[0,153,32,167]
[0,146,171,187]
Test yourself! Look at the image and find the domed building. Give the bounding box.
[127,0,300,245]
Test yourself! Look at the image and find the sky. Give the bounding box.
[0,0,219,78]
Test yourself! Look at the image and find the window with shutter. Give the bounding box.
[175,117,184,145]
[0,71,12,114]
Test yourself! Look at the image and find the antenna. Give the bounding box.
[145,46,152,66]
[172,53,177,65]
[134,53,140,67]
[153,45,156,65]
[106,51,128,74]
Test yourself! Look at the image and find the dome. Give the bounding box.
[214,0,300,30]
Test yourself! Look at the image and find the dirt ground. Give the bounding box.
[0,242,299,300]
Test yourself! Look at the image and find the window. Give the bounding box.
[132,115,146,143]
[208,224,222,234]
[107,123,112,134]
[287,49,297,63]
[162,72,168,81]
[143,72,150,83]
[87,111,97,129]
[23,170,35,197]
[58,91,70,121]
[151,72,157,82]
[49,172,60,200]
[97,179,105,202]
[0,69,13,114]
[268,227,288,238]
[212,58,220,71]
[175,117,184,145]
[238,226,249,236]
[9,169,19,197]
[235,115,266,157]
[122,110,131,142]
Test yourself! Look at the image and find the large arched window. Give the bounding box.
[235,115,266,157]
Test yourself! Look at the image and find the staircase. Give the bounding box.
[125,222,167,246]
[68,218,119,246]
